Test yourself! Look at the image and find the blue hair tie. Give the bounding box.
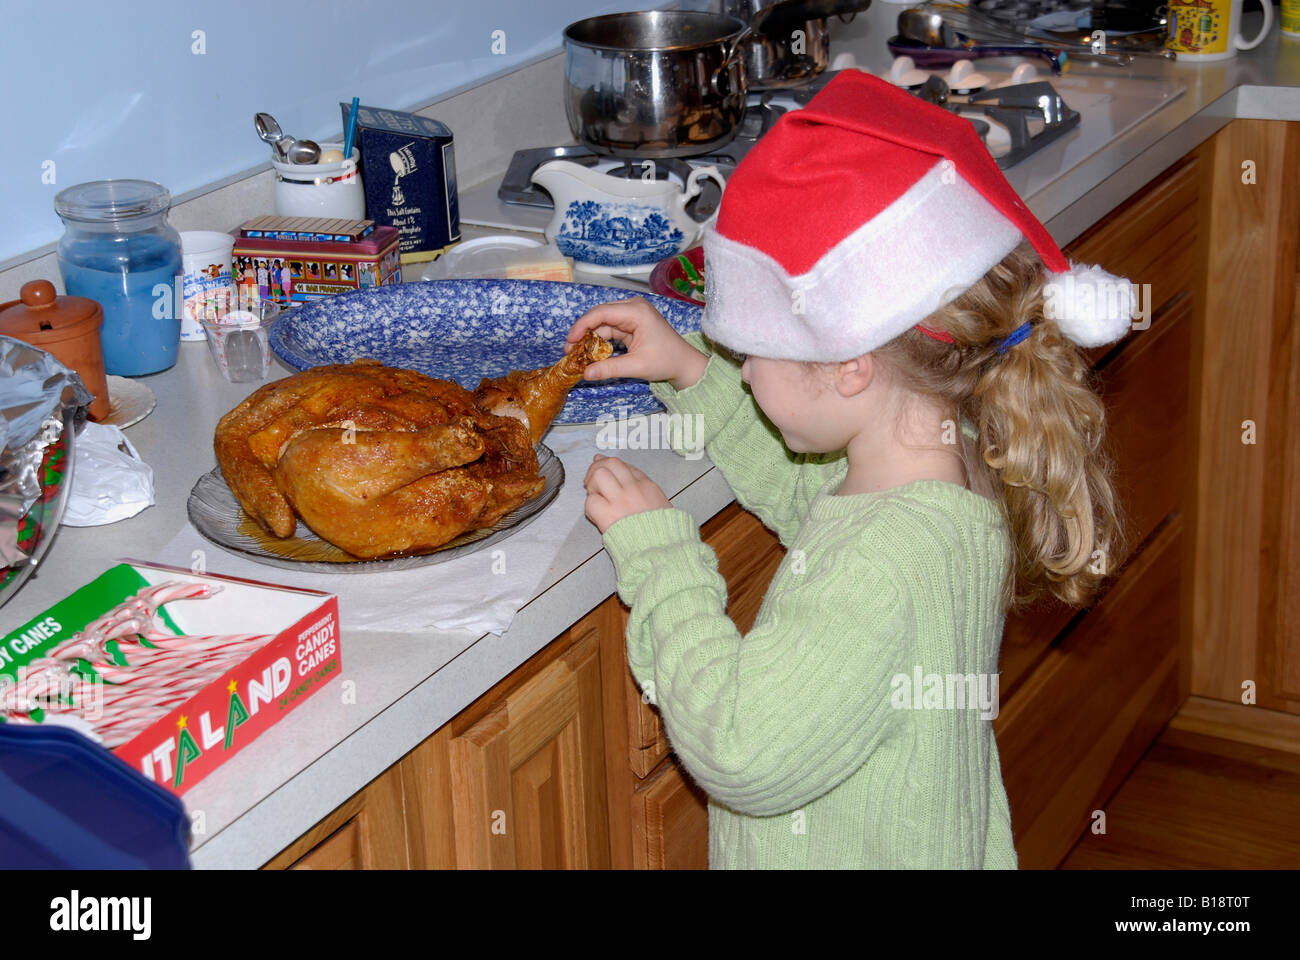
[997,321,1033,354]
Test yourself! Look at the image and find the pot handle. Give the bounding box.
[681,166,727,229]
[711,25,753,97]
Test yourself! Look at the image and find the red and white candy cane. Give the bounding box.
[137,633,273,656]
[92,663,240,699]
[46,581,221,660]
[83,645,252,680]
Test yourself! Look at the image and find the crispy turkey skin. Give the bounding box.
[213,332,612,558]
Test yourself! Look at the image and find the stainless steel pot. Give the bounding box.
[720,0,831,89]
[562,11,750,159]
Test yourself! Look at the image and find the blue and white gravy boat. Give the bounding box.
[530,159,725,275]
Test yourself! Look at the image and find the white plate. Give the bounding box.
[421,235,543,281]
[100,376,157,429]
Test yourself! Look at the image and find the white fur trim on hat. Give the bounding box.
[702,160,1022,362]
[1041,263,1136,348]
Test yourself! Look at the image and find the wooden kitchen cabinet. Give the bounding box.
[399,609,611,868]
[1196,121,1300,717]
[263,761,409,869]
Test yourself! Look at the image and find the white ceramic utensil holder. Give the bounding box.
[271,143,365,219]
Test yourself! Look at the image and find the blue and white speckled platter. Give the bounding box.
[269,281,703,424]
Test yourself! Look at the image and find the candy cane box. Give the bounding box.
[0,561,340,797]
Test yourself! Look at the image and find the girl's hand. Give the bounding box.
[584,454,672,534]
[565,296,709,391]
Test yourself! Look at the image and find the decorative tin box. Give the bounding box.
[341,103,460,264]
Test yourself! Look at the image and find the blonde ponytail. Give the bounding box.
[874,242,1126,612]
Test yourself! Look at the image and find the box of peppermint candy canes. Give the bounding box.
[0,561,339,797]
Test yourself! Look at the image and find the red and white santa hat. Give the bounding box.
[701,69,1135,362]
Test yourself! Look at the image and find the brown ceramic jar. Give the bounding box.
[0,279,110,420]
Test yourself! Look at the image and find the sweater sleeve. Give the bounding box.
[649,332,847,547]
[602,505,910,818]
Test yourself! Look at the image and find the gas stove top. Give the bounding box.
[497,67,1073,210]
[460,60,1184,237]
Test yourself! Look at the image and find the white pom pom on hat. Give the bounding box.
[700,69,1137,362]
[1042,263,1138,348]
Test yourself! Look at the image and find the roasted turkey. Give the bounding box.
[214,332,612,558]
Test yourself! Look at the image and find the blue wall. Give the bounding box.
[0,0,634,262]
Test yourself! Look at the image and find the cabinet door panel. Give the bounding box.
[447,630,610,869]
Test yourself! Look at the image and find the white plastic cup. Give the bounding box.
[180,231,236,341]
[271,143,364,219]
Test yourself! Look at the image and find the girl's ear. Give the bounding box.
[834,352,875,398]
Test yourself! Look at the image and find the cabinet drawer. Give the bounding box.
[1066,154,1200,345]
[999,293,1191,698]
[995,513,1184,868]
[632,757,709,870]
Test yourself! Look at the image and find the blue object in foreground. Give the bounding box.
[0,723,191,869]
[268,280,704,424]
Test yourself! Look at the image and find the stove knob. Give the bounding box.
[947,60,991,92]
[885,56,930,88]
[1009,62,1041,85]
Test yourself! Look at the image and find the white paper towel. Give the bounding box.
[154,430,604,636]
[63,421,156,526]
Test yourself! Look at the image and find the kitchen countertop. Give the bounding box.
[4,7,1297,869]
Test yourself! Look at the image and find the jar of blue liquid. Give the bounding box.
[54,180,183,376]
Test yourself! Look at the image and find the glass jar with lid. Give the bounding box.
[54,180,183,376]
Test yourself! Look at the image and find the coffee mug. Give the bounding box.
[1165,0,1274,60]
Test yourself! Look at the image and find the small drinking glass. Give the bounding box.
[199,299,281,383]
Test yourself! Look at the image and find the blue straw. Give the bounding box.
[343,97,360,161]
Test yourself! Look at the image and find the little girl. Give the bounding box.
[567,69,1133,869]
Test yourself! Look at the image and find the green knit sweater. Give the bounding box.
[600,334,1019,869]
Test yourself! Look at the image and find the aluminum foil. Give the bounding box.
[0,335,92,567]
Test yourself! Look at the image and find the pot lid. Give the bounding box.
[0,280,102,342]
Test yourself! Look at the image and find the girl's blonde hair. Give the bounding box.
[872,242,1126,614]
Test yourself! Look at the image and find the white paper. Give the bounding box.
[63,421,155,526]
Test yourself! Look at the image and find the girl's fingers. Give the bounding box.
[566,308,628,344]
[591,455,637,485]
[566,298,651,344]
[584,468,623,500]
[585,455,618,481]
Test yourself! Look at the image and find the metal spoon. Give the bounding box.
[899,8,958,46]
[254,113,290,163]
[287,138,322,164]
[898,8,1134,67]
